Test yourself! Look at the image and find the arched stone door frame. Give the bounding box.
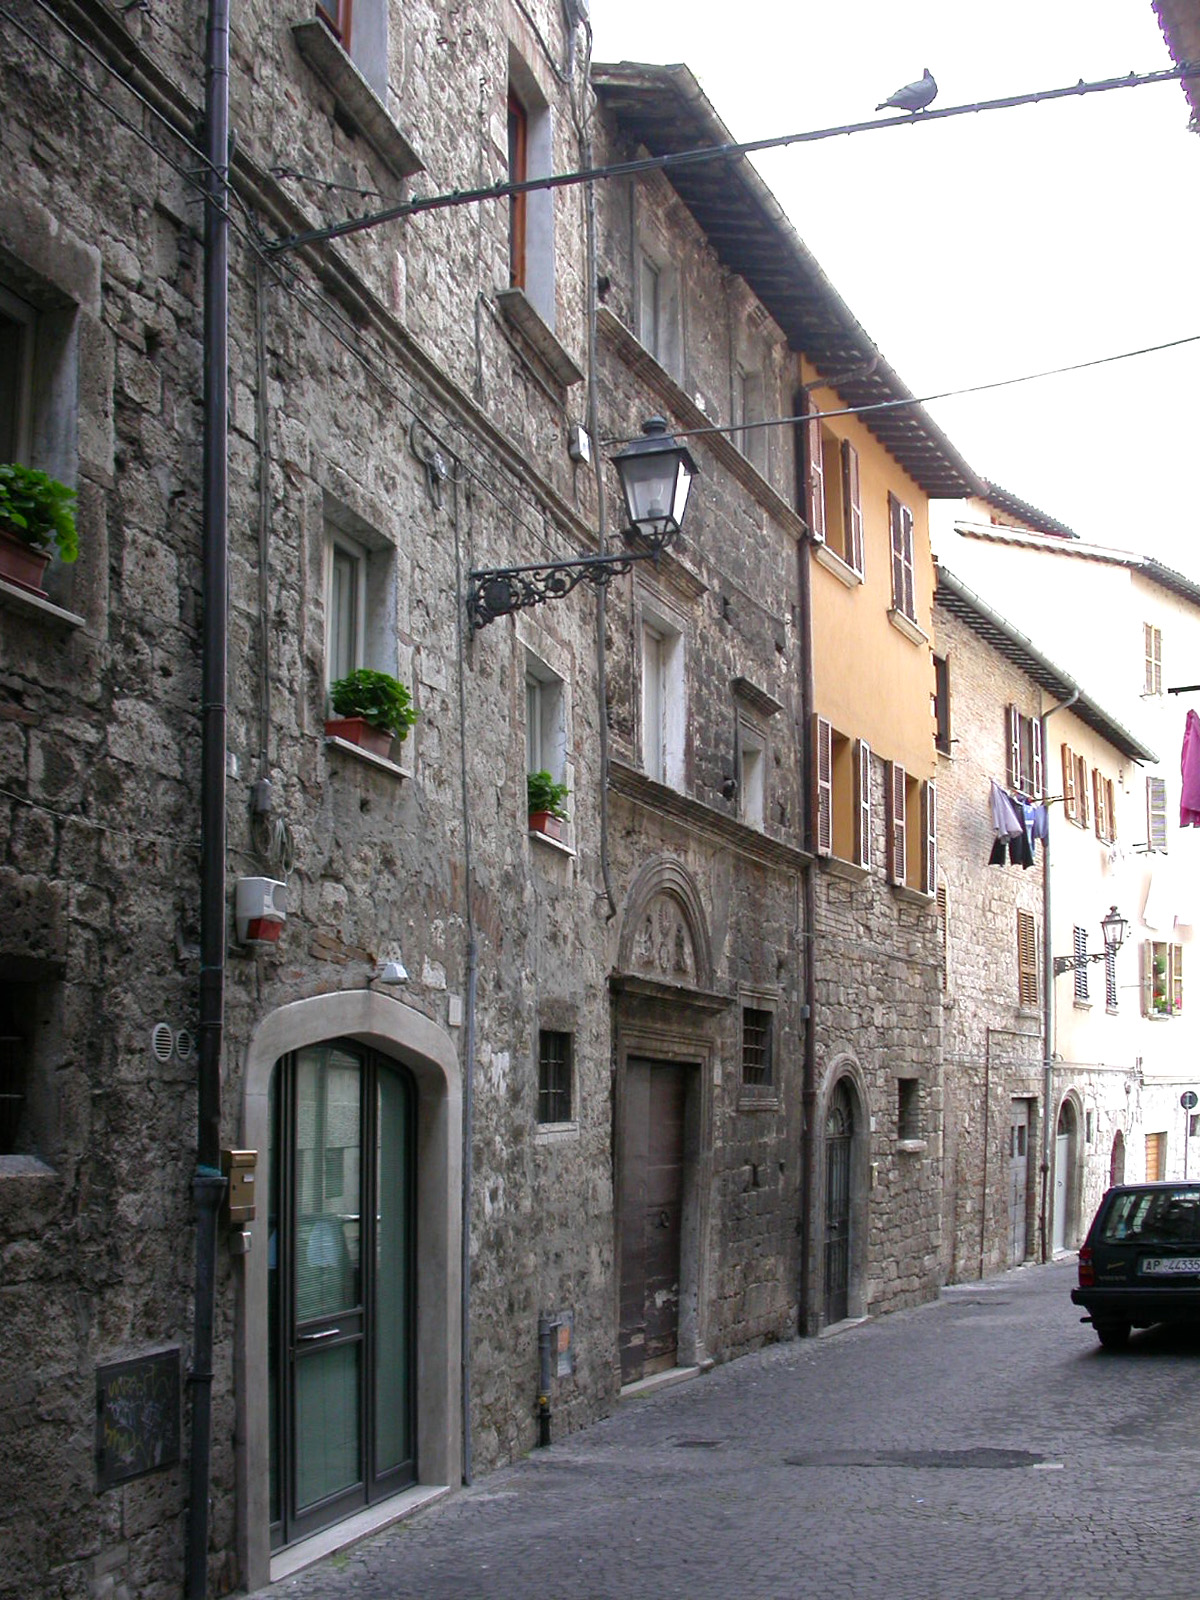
[815,1055,871,1328]
[236,991,462,1590]
[1053,1090,1084,1253]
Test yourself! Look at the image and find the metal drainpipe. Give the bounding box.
[185,0,230,1589]
[1039,689,1079,1263]
[797,523,818,1336]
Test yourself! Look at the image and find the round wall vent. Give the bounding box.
[175,1028,195,1061]
[151,1022,175,1063]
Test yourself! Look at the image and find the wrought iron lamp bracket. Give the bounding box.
[467,531,673,631]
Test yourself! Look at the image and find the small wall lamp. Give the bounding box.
[1053,905,1129,977]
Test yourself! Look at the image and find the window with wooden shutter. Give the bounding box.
[1145,1131,1166,1181]
[1073,926,1089,1002]
[805,395,825,543]
[923,780,937,894]
[889,493,915,621]
[1104,949,1118,1012]
[933,655,951,755]
[887,760,907,885]
[1075,753,1090,827]
[1031,718,1043,799]
[1147,776,1168,851]
[1007,706,1021,790]
[1017,910,1038,1007]
[1061,743,1077,821]
[1006,708,1042,797]
[842,440,863,574]
[1144,623,1163,696]
[507,88,528,290]
[1092,772,1115,843]
[814,714,832,856]
[936,883,949,988]
[1144,940,1184,1016]
[316,0,352,47]
[855,739,872,868]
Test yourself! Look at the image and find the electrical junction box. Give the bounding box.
[222,1149,258,1224]
[235,877,287,945]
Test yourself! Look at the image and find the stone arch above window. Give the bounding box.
[617,857,714,993]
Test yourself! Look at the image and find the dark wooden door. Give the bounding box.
[619,1059,686,1385]
[824,1081,853,1325]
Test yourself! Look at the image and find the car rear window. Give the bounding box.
[1100,1188,1200,1245]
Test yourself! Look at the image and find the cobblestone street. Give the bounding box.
[256,1259,1200,1600]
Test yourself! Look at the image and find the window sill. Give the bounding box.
[324,734,412,778]
[819,855,870,884]
[530,827,575,857]
[0,1154,57,1180]
[887,607,929,647]
[534,1121,579,1144]
[897,1138,927,1156]
[813,542,863,588]
[891,883,934,907]
[291,20,424,179]
[737,1090,780,1113]
[495,288,583,391]
[0,576,84,629]
[1072,998,1093,1011]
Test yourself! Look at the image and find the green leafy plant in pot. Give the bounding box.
[527,769,570,840]
[0,463,78,596]
[326,668,417,758]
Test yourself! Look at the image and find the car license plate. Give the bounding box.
[1139,1257,1200,1275]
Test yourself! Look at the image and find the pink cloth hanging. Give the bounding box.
[1182,710,1200,827]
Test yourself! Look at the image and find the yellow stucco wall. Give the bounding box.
[802,361,937,780]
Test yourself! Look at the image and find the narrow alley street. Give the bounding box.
[257,1259,1200,1600]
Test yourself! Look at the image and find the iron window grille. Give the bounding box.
[741,1007,773,1088]
[537,1030,572,1123]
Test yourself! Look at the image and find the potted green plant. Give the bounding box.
[0,463,78,596]
[527,769,570,841]
[325,668,417,758]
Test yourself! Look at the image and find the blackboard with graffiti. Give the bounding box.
[95,1349,181,1489]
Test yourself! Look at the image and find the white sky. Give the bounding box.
[589,1,1200,571]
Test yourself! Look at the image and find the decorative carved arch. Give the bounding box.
[616,856,715,992]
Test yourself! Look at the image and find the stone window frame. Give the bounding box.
[516,616,575,849]
[737,986,780,1111]
[536,1028,573,1126]
[637,584,688,792]
[533,997,581,1141]
[0,970,65,1178]
[896,1074,925,1152]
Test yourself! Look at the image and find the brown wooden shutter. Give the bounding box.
[1147,776,1168,850]
[889,493,903,612]
[1092,768,1104,840]
[1061,743,1076,821]
[923,779,937,894]
[1017,909,1038,1007]
[855,738,872,868]
[814,714,832,856]
[900,504,915,619]
[1140,940,1154,1016]
[842,440,864,573]
[936,884,948,987]
[1076,754,1090,827]
[1031,717,1043,798]
[805,397,826,543]
[1146,1131,1166,1182]
[1007,706,1021,789]
[887,760,907,885]
[1172,943,1183,1014]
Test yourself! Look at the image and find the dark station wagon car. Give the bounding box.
[1072,1182,1200,1348]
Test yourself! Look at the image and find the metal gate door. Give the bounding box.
[1008,1101,1029,1266]
[619,1059,686,1385]
[824,1081,853,1325]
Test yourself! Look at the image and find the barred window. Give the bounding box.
[741,1007,773,1088]
[537,1030,572,1124]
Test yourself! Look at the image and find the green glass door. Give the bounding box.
[269,1042,415,1549]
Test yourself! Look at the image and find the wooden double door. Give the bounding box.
[619,1059,687,1386]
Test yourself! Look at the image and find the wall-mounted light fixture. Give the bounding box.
[466,417,697,630]
[1053,905,1128,977]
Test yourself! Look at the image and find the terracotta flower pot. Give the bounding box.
[324,716,395,758]
[529,810,565,841]
[0,523,50,596]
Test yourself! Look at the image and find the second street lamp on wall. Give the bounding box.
[1053,905,1129,977]
[466,416,698,630]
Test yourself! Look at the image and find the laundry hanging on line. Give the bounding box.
[1182,709,1200,827]
[988,781,1047,870]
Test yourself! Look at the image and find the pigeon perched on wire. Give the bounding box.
[876,68,938,112]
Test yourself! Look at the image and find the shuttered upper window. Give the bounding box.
[888,493,916,622]
[1143,940,1183,1017]
[802,398,863,576]
[1147,776,1168,852]
[1144,624,1163,696]
[1073,926,1089,1003]
[1061,743,1090,828]
[1017,910,1038,1007]
[1092,770,1116,844]
[1007,706,1043,798]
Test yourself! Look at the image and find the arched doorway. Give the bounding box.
[268,1042,415,1548]
[1052,1100,1078,1253]
[824,1080,855,1324]
[1110,1129,1126,1187]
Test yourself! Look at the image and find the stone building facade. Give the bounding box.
[1,6,1001,1597]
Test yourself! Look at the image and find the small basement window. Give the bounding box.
[897,1077,921,1142]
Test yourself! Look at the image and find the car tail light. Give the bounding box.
[1078,1244,1095,1287]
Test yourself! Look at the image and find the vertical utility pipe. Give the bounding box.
[796,511,818,1336]
[1039,690,1078,1264]
[979,1030,993,1278]
[185,0,230,1590]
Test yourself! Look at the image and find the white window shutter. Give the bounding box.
[1031,717,1043,798]
[1007,706,1020,790]
[814,714,833,856]
[923,779,937,894]
[856,739,872,868]
[806,399,825,544]
[1147,775,1168,851]
[887,761,907,885]
[842,440,864,574]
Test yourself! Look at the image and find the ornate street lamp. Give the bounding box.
[466,417,698,630]
[1053,905,1128,976]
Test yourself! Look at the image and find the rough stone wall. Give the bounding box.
[932,605,1045,1281]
